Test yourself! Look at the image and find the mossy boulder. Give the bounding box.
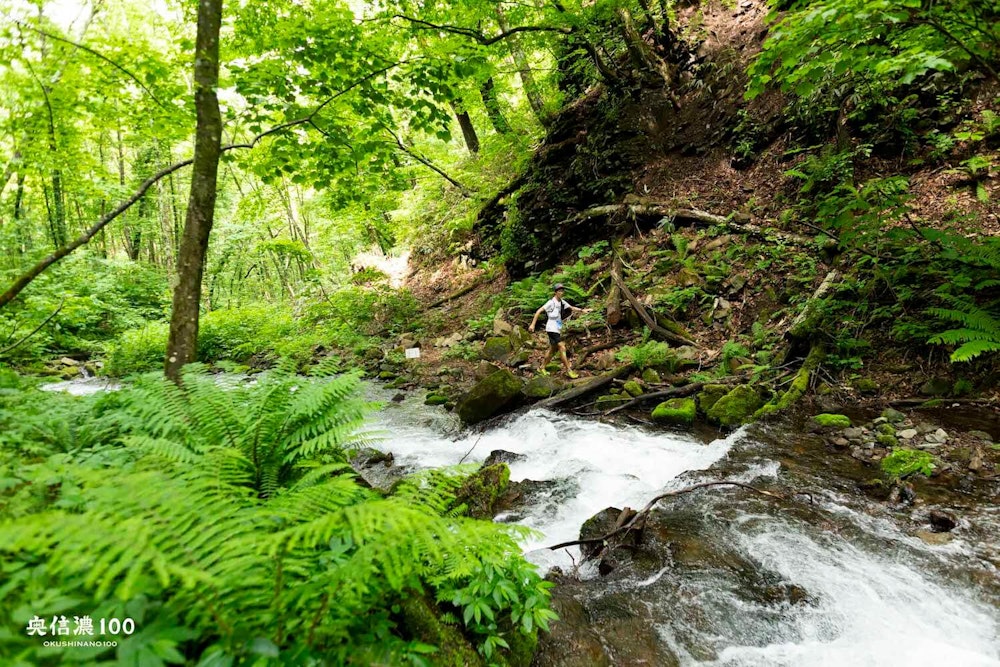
[641,368,661,384]
[812,413,852,429]
[453,463,511,519]
[651,398,696,425]
[482,336,515,363]
[706,385,765,427]
[399,596,485,667]
[853,378,879,394]
[696,384,730,414]
[424,393,449,406]
[456,369,524,425]
[623,380,644,397]
[523,374,563,399]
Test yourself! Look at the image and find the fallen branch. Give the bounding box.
[535,365,633,410]
[786,269,840,341]
[428,280,483,309]
[611,259,696,346]
[888,397,998,407]
[602,381,707,415]
[576,339,620,366]
[0,299,65,357]
[561,202,812,246]
[545,480,808,552]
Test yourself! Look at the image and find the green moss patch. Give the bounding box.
[651,398,697,425]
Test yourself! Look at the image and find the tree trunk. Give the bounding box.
[451,101,481,154]
[164,0,223,382]
[12,173,29,253]
[479,77,512,134]
[496,5,548,126]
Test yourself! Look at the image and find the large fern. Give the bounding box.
[928,302,1000,362]
[0,365,553,666]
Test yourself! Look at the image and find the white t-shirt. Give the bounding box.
[542,297,571,333]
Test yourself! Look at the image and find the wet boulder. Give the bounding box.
[705,385,765,427]
[483,449,526,467]
[929,509,958,532]
[455,369,524,424]
[452,463,511,519]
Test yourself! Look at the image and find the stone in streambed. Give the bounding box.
[898,428,918,440]
[696,384,730,414]
[453,464,510,520]
[929,509,958,533]
[424,393,449,406]
[651,398,696,425]
[706,385,764,427]
[812,413,852,430]
[455,369,523,425]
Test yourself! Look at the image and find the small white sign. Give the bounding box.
[405,347,421,359]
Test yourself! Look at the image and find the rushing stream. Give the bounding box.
[41,377,1000,664]
[371,388,1000,666]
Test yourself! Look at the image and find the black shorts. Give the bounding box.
[547,331,561,347]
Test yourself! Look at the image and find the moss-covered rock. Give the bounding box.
[641,368,661,384]
[623,380,644,397]
[696,384,730,414]
[853,378,879,394]
[454,463,511,519]
[596,394,630,407]
[456,369,524,425]
[399,595,485,667]
[876,433,899,448]
[523,374,563,398]
[651,398,696,425]
[482,336,515,362]
[876,423,896,436]
[378,370,397,380]
[424,393,449,406]
[881,407,906,423]
[812,413,852,429]
[706,385,764,427]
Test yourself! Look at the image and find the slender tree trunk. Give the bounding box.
[12,173,28,253]
[479,77,512,134]
[165,0,223,381]
[451,101,481,153]
[496,5,548,126]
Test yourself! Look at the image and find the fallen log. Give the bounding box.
[427,279,482,309]
[535,365,634,410]
[559,202,811,246]
[611,264,696,347]
[576,339,620,366]
[601,381,707,415]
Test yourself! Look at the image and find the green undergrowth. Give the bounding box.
[0,363,555,665]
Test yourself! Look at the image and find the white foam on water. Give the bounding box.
[373,397,736,569]
[372,389,1000,665]
[695,526,1000,667]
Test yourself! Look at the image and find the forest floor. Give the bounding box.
[373,0,1000,488]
